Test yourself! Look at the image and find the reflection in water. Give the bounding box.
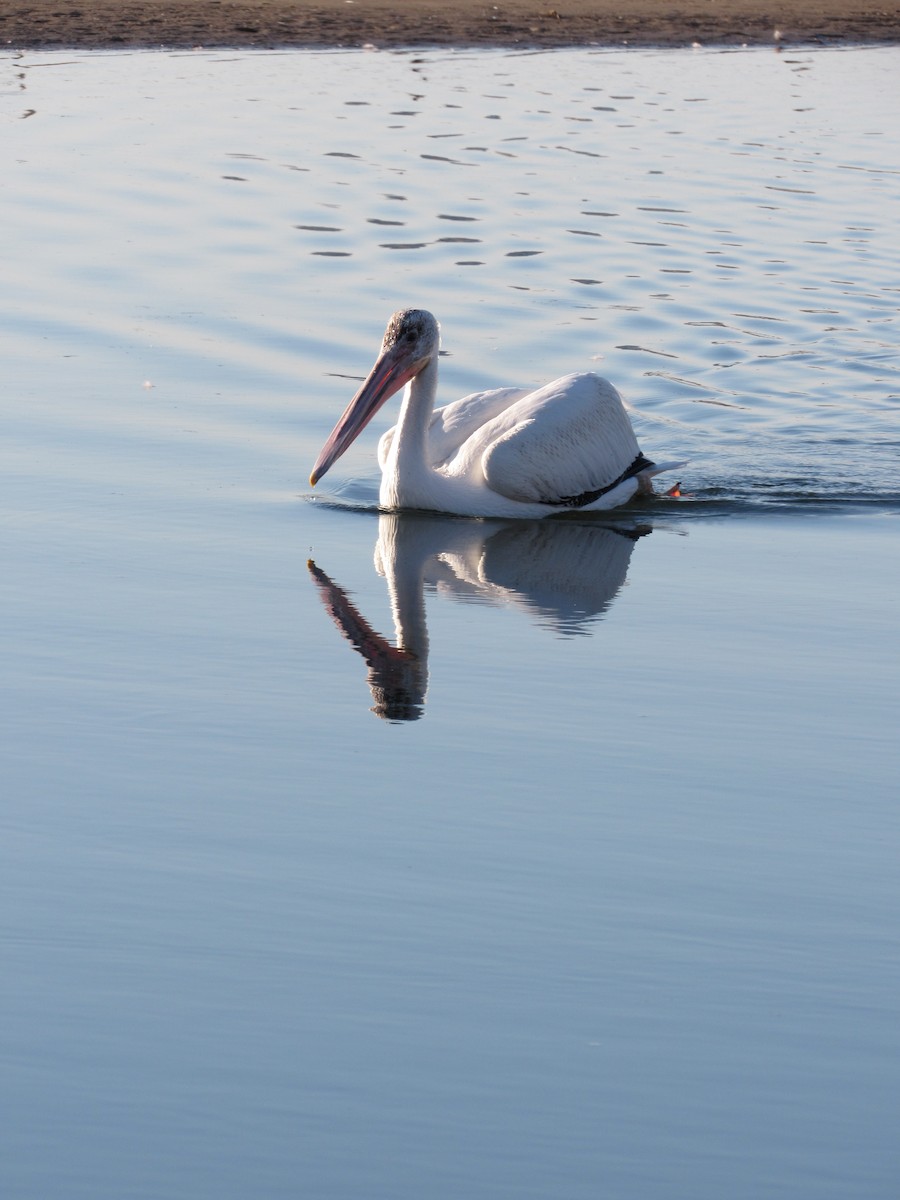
[308,556,427,723]
[309,513,649,722]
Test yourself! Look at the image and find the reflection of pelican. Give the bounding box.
[310,309,681,518]
[308,512,649,721]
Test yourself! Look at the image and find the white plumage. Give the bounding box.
[310,309,680,518]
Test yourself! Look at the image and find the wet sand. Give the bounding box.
[3,0,899,51]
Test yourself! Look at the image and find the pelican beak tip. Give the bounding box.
[309,471,319,488]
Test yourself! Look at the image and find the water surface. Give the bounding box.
[1,45,899,1200]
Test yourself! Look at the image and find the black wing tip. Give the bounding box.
[546,454,655,509]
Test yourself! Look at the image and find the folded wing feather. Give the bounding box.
[449,373,642,505]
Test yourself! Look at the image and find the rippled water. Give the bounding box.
[3,45,898,511]
[2,45,899,1200]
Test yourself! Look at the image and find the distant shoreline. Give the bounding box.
[4,0,900,52]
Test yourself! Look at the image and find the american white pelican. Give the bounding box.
[310,309,680,518]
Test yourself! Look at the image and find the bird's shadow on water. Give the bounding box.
[303,472,900,722]
[307,508,660,723]
[304,468,900,722]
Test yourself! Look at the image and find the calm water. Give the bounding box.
[2,46,899,1199]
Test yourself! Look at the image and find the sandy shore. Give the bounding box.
[3,0,899,51]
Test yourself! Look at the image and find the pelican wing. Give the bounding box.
[378,385,532,470]
[445,373,644,506]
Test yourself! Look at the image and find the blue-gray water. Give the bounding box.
[1,45,899,1199]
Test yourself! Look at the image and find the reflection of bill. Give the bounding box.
[308,558,427,724]
[308,513,650,722]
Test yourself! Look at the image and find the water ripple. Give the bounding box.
[3,45,898,513]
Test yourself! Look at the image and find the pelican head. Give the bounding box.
[310,309,440,487]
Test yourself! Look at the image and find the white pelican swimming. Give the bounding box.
[310,309,680,518]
